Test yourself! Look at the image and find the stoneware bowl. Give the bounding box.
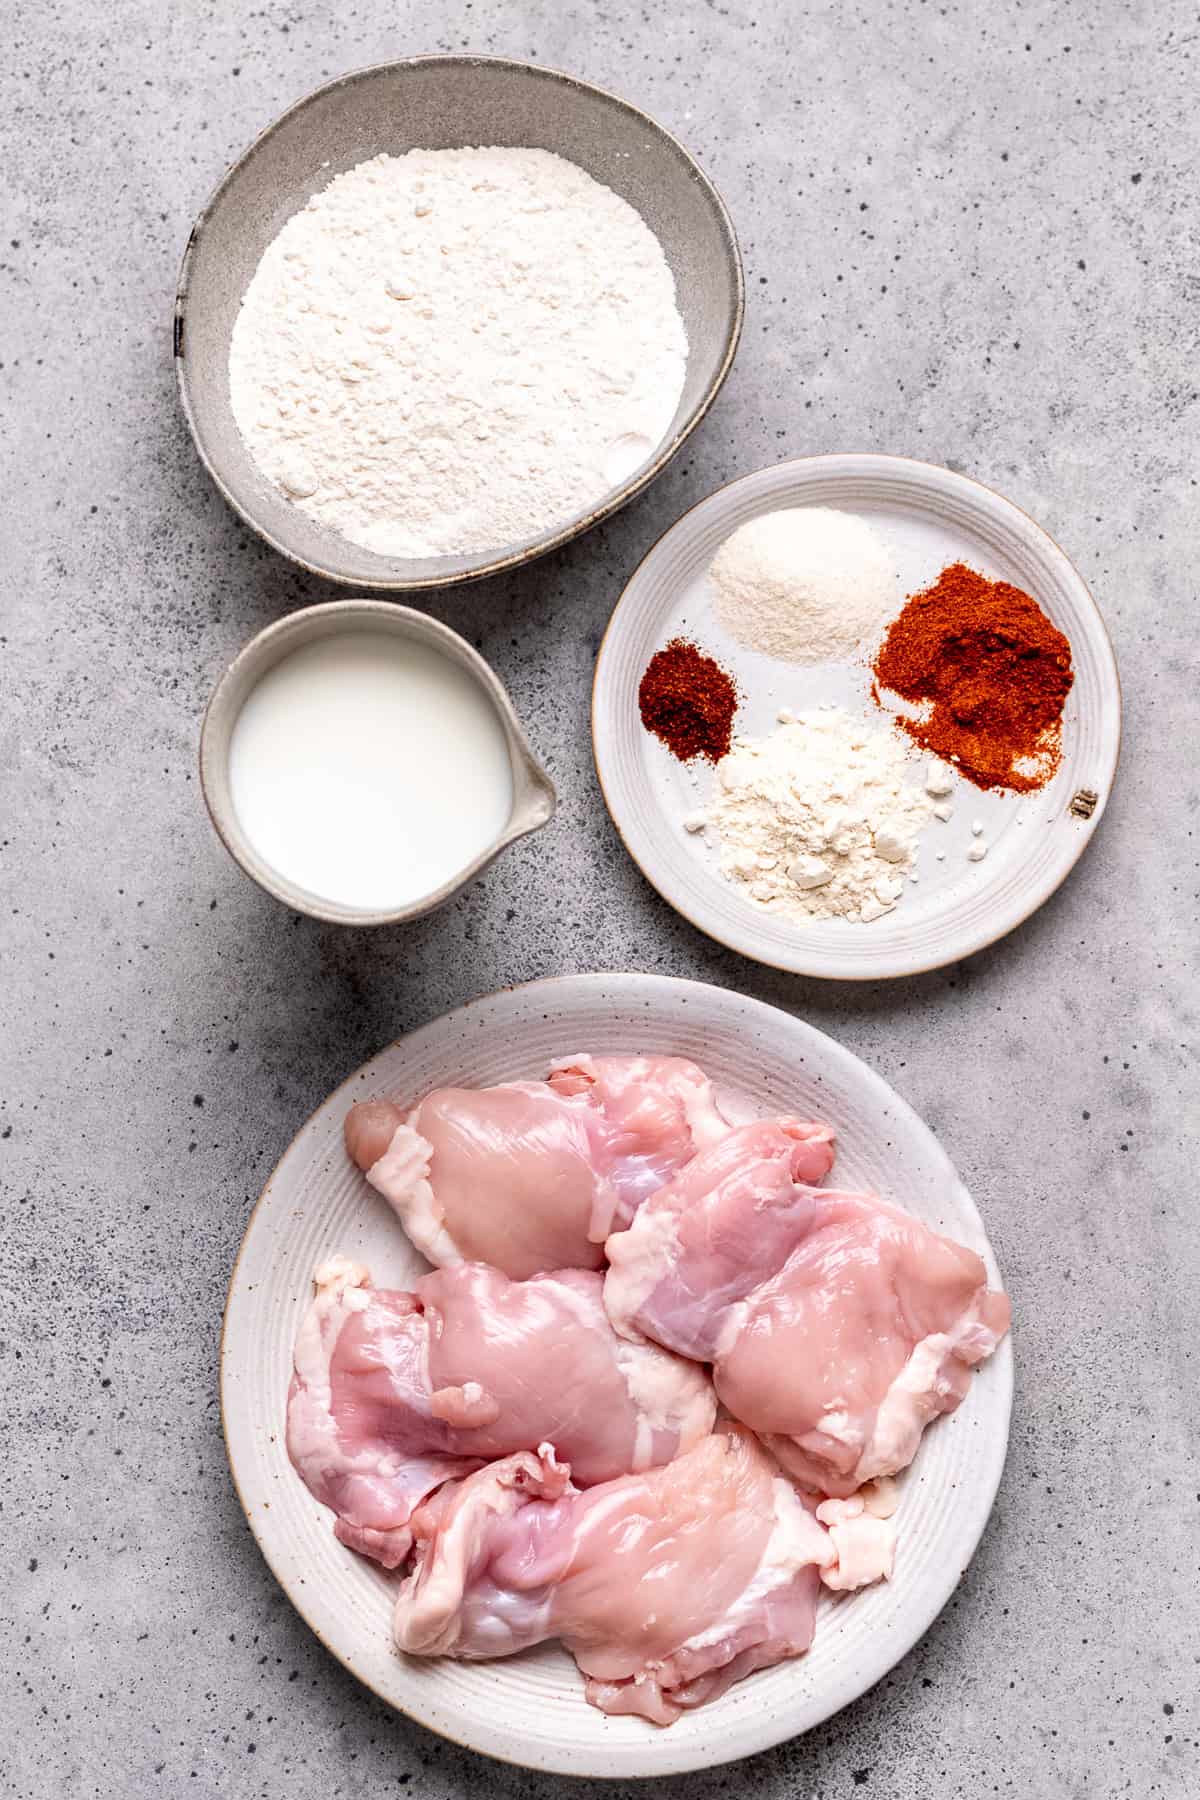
[199,599,556,924]
[175,55,744,590]
[221,972,1012,1777]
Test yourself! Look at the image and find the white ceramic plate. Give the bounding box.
[592,454,1121,979]
[221,973,1012,1777]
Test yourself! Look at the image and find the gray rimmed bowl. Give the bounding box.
[200,600,556,924]
[175,55,744,590]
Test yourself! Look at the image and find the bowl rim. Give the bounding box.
[174,52,745,592]
[198,597,557,924]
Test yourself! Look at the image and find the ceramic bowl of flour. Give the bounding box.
[175,56,743,590]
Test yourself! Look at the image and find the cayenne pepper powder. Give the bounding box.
[872,563,1074,793]
[638,639,738,763]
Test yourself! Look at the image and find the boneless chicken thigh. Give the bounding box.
[605,1120,1010,1497]
[343,1053,730,1279]
[393,1423,841,1724]
[716,1192,1010,1495]
[604,1116,837,1360]
[287,1257,715,1568]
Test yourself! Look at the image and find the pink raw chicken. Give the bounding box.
[393,1422,843,1724]
[287,1257,715,1568]
[343,1053,730,1280]
[604,1119,1010,1497]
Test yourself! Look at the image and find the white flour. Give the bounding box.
[700,708,934,924]
[228,147,688,557]
[709,508,897,663]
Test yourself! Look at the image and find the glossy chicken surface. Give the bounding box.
[604,1117,837,1359]
[393,1423,837,1724]
[299,1054,1011,1721]
[287,1257,715,1568]
[343,1053,730,1279]
[605,1120,1010,1496]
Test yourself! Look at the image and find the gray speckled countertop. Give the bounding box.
[3,3,1196,1796]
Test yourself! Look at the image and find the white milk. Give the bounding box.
[228,632,514,911]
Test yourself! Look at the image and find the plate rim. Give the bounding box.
[220,970,1013,1776]
[591,451,1122,980]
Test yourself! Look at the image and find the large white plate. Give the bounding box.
[592,454,1121,979]
[221,973,1012,1778]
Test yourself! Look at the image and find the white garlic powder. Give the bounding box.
[709,507,898,664]
[700,708,935,925]
[229,147,688,558]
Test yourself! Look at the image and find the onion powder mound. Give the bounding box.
[702,708,934,925]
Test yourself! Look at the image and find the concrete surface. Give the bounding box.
[2,1,1196,1795]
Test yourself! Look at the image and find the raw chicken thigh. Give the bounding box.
[605,1120,1010,1497]
[604,1116,837,1360]
[394,1422,845,1725]
[343,1053,730,1279]
[293,1047,1011,1723]
[287,1257,714,1568]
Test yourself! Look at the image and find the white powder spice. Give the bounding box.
[709,507,897,663]
[701,708,934,925]
[229,147,688,558]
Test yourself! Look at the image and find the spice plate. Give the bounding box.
[593,454,1121,980]
[221,972,1011,1777]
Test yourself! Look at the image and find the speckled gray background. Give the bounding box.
[3,1,1196,1795]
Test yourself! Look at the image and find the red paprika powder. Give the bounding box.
[638,639,738,763]
[872,563,1074,793]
